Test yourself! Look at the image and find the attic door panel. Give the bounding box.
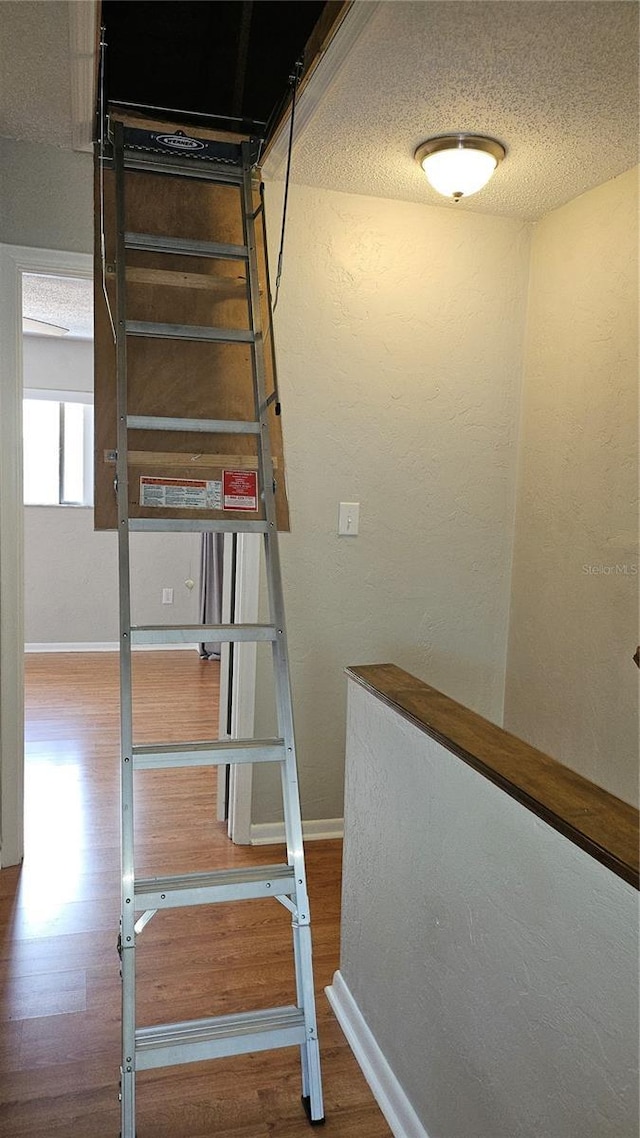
[127,339,252,420]
[125,250,249,330]
[125,171,245,245]
[94,151,289,531]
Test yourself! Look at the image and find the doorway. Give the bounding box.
[0,244,92,868]
[0,244,256,868]
[22,271,95,649]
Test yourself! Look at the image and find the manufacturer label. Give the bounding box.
[223,470,258,511]
[154,131,205,152]
[140,476,221,510]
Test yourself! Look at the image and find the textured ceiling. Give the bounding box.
[276,0,639,219]
[22,275,93,340]
[0,1,74,148]
[3,0,637,224]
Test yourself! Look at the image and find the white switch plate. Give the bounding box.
[338,502,360,536]
[162,587,174,604]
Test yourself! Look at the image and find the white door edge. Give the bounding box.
[226,532,261,844]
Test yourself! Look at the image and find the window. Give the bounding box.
[23,390,94,506]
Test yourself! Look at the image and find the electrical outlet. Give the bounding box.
[162,588,174,605]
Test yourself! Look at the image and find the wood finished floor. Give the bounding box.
[1,652,391,1137]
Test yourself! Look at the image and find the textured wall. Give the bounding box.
[504,168,639,805]
[0,138,92,252]
[253,182,530,823]
[340,679,639,1138]
[0,0,75,150]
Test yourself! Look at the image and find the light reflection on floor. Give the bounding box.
[20,749,85,932]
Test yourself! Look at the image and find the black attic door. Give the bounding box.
[102,1,327,133]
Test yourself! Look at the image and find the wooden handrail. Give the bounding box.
[346,663,639,889]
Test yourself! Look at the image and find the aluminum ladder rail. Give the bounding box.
[111,119,324,1136]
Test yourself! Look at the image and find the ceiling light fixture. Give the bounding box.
[415,134,506,202]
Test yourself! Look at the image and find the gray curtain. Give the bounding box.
[199,533,224,659]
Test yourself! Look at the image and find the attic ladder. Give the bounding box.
[110,118,324,1136]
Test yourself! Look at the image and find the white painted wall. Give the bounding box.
[252,181,531,824]
[24,508,200,645]
[505,169,639,805]
[23,336,201,645]
[23,334,94,393]
[334,678,639,1138]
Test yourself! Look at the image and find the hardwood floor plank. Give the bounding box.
[0,652,391,1136]
[1,968,86,1021]
[10,896,118,942]
[0,928,116,978]
[0,1019,23,1076]
[0,1093,118,1138]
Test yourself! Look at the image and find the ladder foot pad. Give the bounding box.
[302,1096,326,1126]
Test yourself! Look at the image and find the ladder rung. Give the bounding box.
[134,864,296,910]
[126,320,254,344]
[130,624,278,646]
[126,414,260,434]
[123,152,243,185]
[131,738,286,770]
[135,1006,306,1071]
[125,232,248,260]
[129,519,270,534]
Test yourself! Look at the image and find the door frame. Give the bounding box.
[217,532,261,844]
[0,244,92,867]
[0,244,257,865]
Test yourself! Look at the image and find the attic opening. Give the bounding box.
[101,0,327,138]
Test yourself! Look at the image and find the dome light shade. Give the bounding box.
[415,135,506,201]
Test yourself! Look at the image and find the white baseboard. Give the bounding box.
[250,818,343,845]
[25,642,201,654]
[325,970,430,1138]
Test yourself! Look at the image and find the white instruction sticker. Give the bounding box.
[140,476,222,510]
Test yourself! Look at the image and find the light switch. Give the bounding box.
[338,502,360,536]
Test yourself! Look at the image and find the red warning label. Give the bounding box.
[223,469,258,511]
